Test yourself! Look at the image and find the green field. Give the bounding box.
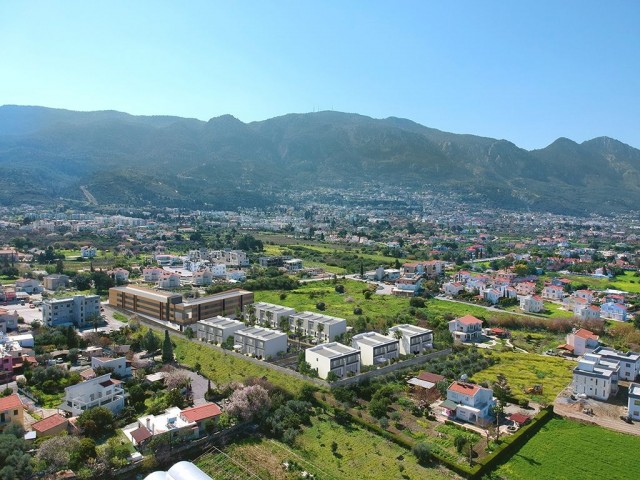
[204,414,459,480]
[255,280,411,327]
[545,271,640,294]
[495,418,640,479]
[172,335,310,396]
[470,352,574,404]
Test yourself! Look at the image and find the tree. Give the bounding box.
[162,329,174,363]
[492,373,511,440]
[74,273,92,291]
[184,326,195,339]
[77,406,114,437]
[279,315,290,334]
[55,259,64,274]
[0,425,32,480]
[317,323,325,343]
[91,271,114,293]
[226,384,271,421]
[142,329,160,352]
[296,317,304,350]
[412,442,432,465]
[35,435,81,473]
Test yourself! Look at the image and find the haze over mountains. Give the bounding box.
[1,105,639,216]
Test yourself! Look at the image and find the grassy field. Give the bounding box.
[172,335,311,396]
[470,352,574,404]
[204,414,460,480]
[495,417,640,479]
[544,271,640,294]
[509,330,565,354]
[255,280,411,326]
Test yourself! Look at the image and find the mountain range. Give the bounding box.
[1,105,639,215]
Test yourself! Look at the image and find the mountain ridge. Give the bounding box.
[1,105,639,215]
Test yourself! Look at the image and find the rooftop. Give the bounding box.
[235,326,287,342]
[0,393,22,411]
[352,331,398,348]
[456,315,483,325]
[110,285,182,302]
[574,328,599,341]
[31,413,68,434]
[180,402,221,422]
[291,311,347,326]
[182,289,253,307]
[448,381,483,396]
[308,342,359,359]
[198,316,245,329]
[389,324,432,336]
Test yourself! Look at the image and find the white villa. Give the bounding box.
[441,381,495,425]
[61,373,125,416]
[305,342,360,380]
[448,315,483,343]
[628,383,640,421]
[572,353,620,401]
[519,295,544,313]
[352,331,399,366]
[386,324,433,355]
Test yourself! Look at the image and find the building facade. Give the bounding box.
[305,342,361,379]
[42,294,101,327]
[387,324,433,355]
[61,373,125,416]
[352,332,399,366]
[233,327,288,359]
[196,316,246,344]
[289,311,347,343]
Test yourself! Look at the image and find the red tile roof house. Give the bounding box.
[566,328,600,356]
[31,413,69,438]
[180,402,222,437]
[448,315,483,343]
[441,382,496,425]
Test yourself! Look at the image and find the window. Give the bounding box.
[13,410,18,415]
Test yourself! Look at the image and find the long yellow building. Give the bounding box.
[108,286,253,327]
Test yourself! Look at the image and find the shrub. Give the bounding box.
[353,307,363,315]
[413,442,432,465]
[316,302,326,311]
[335,284,345,294]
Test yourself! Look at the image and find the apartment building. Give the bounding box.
[43,274,70,291]
[108,286,253,327]
[196,316,245,344]
[572,353,620,401]
[251,302,296,329]
[305,342,361,380]
[233,327,288,359]
[592,346,640,381]
[42,294,101,327]
[289,311,347,343]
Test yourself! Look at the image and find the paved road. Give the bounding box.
[433,296,540,318]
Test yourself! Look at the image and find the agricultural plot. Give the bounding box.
[470,352,574,404]
[495,418,640,480]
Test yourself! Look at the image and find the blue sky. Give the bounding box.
[1,1,638,149]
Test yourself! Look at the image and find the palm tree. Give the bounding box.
[266,310,273,328]
[317,323,325,344]
[296,317,304,350]
[393,328,403,354]
[279,315,290,335]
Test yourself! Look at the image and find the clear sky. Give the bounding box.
[1,1,638,150]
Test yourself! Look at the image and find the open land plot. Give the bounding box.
[210,414,460,480]
[254,280,411,325]
[470,352,574,404]
[494,417,640,480]
[172,335,310,396]
[544,271,640,294]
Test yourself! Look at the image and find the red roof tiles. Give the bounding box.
[457,315,483,325]
[180,402,222,422]
[448,382,481,396]
[31,413,68,434]
[0,393,22,411]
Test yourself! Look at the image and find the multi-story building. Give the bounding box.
[258,256,291,268]
[43,274,70,291]
[387,324,433,355]
[251,302,296,329]
[193,269,213,286]
[109,268,130,284]
[305,342,361,380]
[592,347,640,381]
[628,383,640,421]
[572,353,620,401]
[441,382,495,425]
[542,285,564,301]
[289,311,347,343]
[565,328,600,356]
[448,315,483,343]
[196,316,245,344]
[91,356,132,378]
[81,246,97,258]
[284,259,303,272]
[0,394,24,432]
[143,267,165,282]
[42,294,101,327]
[212,250,249,267]
[109,286,253,328]
[352,332,399,366]
[0,308,19,332]
[600,302,628,321]
[233,327,288,359]
[61,373,125,416]
[157,272,181,290]
[520,295,544,313]
[15,278,41,294]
